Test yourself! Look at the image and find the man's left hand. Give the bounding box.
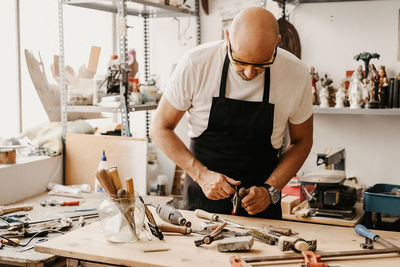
[241,186,270,215]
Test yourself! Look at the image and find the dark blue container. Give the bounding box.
[363,183,400,215]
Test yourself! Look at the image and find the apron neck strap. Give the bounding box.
[219,53,271,103]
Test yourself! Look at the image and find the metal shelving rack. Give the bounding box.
[58,0,200,140]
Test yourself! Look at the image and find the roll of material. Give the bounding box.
[0,149,16,164]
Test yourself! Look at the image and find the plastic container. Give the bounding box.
[363,183,400,215]
[99,194,145,243]
[94,150,108,193]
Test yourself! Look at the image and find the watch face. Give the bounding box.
[269,188,280,204]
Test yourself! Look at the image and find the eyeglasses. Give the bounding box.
[227,39,277,69]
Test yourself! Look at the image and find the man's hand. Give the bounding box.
[241,186,270,215]
[196,169,241,200]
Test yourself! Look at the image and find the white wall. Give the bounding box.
[0,1,19,138]
[197,0,400,186]
[291,0,400,186]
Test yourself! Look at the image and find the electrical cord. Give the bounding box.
[0,229,64,247]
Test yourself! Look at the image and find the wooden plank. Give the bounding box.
[87,46,101,75]
[282,202,364,227]
[35,210,400,267]
[66,133,148,195]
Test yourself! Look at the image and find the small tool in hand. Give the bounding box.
[231,187,248,215]
[194,222,227,246]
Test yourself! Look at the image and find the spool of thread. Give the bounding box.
[0,149,16,164]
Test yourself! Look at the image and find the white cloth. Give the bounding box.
[164,40,312,149]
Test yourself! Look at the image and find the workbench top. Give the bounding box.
[0,192,172,266]
[35,209,400,267]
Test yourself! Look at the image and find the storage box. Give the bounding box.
[363,183,400,215]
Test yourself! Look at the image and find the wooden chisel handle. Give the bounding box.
[95,169,117,197]
[125,177,135,205]
[0,204,33,216]
[158,223,192,234]
[194,209,219,222]
[109,167,123,191]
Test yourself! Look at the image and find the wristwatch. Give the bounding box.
[261,184,281,204]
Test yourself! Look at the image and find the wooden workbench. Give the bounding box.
[35,209,400,267]
[0,192,172,266]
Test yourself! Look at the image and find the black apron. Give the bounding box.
[183,54,281,219]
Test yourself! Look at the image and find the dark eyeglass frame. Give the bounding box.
[227,39,277,68]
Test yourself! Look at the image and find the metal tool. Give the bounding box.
[194,209,244,228]
[231,187,247,215]
[360,237,373,249]
[355,224,398,248]
[139,196,163,240]
[194,222,227,246]
[155,203,191,227]
[40,200,80,207]
[241,247,400,264]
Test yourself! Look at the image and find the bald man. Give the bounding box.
[150,7,313,219]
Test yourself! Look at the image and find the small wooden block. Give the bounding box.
[281,195,301,215]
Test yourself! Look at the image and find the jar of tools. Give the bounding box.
[99,193,145,243]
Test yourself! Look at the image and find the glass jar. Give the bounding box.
[99,193,145,243]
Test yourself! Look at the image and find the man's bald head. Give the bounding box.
[227,7,280,63]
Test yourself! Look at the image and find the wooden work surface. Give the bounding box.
[35,209,400,267]
[0,192,172,266]
[282,203,364,227]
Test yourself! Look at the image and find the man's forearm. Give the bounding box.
[265,140,312,191]
[151,128,206,182]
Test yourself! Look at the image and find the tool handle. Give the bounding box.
[355,224,378,241]
[62,201,80,206]
[194,209,218,221]
[125,177,135,205]
[158,223,191,234]
[0,204,33,215]
[95,169,117,196]
[210,222,227,237]
[109,167,123,191]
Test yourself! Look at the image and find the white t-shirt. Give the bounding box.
[164,40,312,149]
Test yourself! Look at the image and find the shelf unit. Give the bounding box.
[58,0,200,139]
[313,106,400,116]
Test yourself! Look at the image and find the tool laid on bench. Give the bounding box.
[0,204,33,216]
[355,224,398,249]
[155,203,191,227]
[139,196,163,240]
[248,227,317,253]
[40,200,80,207]
[194,222,227,246]
[194,209,244,228]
